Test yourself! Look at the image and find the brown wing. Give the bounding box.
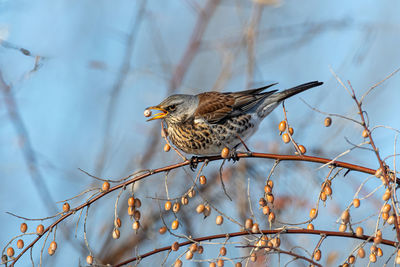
[194,92,235,123]
[194,83,278,123]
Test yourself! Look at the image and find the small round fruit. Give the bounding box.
[288,127,294,135]
[251,223,260,233]
[112,228,120,239]
[196,204,205,214]
[17,239,24,249]
[220,246,227,256]
[382,191,391,201]
[185,250,193,260]
[159,226,167,234]
[198,245,204,254]
[245,218,253,229]
[320,192,327,201]
[144,109,152,118]
[86,255,94,265]
[115,217,121,228]
[307,223,314,230]
[181,196,189,205]
[188,189,196,198]
[262,205,270,215]
[189,243,198,252]
[348,255,355,264]
[174,259,183,267]
[171,220,179,230]
[266,194,274,204]
[369,253,377,263]
[278,121,287,132]
[358,247,365,258]
[36,224,44,235]
[259,198,267,207]
[20,223,27,233]
[377,247,383,257]
[268,212,276,223]
[309,208,317,219]
[216,215,223,225]
[314,249,321,261]
[362,129,368,138]
[339,223,347,232]
[134,210,141,221]
[324,117,332,127]
[264,185,272,194]
[221,147,230,159]
[6,247,14,257]
[128,197,135,207]
[324,185,332,196]
[271,237,281,248]
[282,133,290,143]
[250,253,257,262]
[48,246,55,256]
[217,259,224,267]
[173,202,180,213]
[341,210,350,223]
[209,262,216,267]
[203,205,211,217]
[164,201,172,211]
[387,215,395,225]
[132,221,140,230]
[50,241,57,251]
[128,206,135,216]
[200,175,207,185]
[62,202,70,212]
[298,145,306,154]
[353,198,360,208]
[356,226,364,237]
[134,198,141,208]
[373,235,381,245]
[267,180,274,188]
[163,144,171,152]
[235,263,242,267]
[171,241,179,251]
[102,181,110,191]
[382,204,391,213]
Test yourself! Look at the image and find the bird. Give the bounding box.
[145,81,323,156]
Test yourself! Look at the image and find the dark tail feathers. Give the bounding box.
[277,81,323,101]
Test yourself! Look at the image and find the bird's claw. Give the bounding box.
[228,150,240,163]
[189,156,199,171]
[228,150,252,162]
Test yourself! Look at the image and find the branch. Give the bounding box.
[9,151,390,265]
[114,229,397,266]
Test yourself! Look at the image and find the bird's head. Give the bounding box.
[146,94,199,124]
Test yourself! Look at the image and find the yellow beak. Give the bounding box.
[146,106,168,121]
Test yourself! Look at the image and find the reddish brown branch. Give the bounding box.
[114,229,396,266]
[238,245,323,267]
[9,152,389,265]
[347,80,400,243]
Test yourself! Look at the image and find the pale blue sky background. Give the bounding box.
[1,0,399,266]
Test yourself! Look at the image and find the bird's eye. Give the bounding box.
[168,104,176,111]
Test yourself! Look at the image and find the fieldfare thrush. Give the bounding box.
[145,81,323,156]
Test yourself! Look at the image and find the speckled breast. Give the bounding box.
[167,114,256,155]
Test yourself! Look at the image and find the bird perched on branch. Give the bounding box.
[145,81,323,156]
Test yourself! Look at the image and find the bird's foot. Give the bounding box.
[229,150,253,162]
[189,156,199,171]
[228,150,240,163]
